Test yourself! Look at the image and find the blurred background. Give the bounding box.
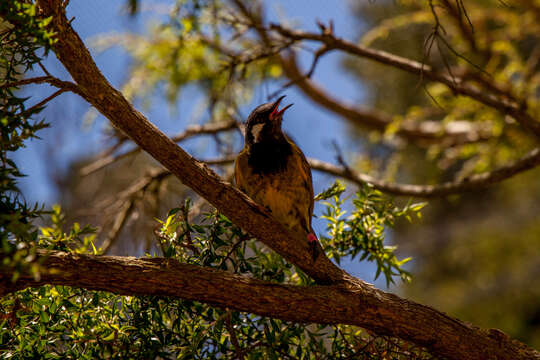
[12,0,540,348]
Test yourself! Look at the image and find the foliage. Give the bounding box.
[1,201,429,359]
[93,0,282,118]
[38,205,97,255]
[154,186,418,287]
[319,182,424,285]
[1,287,434,359]
[0,1,56,283]
[155,199,297,284]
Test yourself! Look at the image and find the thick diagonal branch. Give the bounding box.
[36,0,341,284]
[2,251,538,360]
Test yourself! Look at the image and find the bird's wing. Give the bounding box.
[288,138,315,230]
[234,148,249,193]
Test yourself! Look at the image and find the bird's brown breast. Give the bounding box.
[235,138,314,234]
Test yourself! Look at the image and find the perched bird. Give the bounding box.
[235,95,319,260]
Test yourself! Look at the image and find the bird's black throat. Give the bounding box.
[248,137,292,174]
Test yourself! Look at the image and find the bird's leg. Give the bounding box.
[307,233,320,261]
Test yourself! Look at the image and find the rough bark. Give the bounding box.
[2,251,539,360]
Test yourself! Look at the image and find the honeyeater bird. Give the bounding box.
[235,95,319,260]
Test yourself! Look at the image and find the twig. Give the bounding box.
[199,33,295,85]
[38,61,52,77]
[525,45,540,82]
[226,310,246,360]
[1,75,83,97]
[331,140,352,174]
[1,76,54,89]
[80,120,240,176]
[305,44,332,79]
[420,32,444,109]
[203,155,236,166]
[17,88,69,117]
[100,199,135,254]
[219,233,250,268]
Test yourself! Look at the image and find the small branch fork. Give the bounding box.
[5,2,538,360]
[2,75,83,116]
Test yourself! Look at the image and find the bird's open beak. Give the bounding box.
[270,95,293,121]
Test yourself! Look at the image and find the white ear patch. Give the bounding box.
[251,123,264,142]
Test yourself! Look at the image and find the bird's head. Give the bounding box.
[245,95,293,145]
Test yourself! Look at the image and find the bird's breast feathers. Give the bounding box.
[235,139,314,232]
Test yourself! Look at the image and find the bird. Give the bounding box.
[235,95,320,260]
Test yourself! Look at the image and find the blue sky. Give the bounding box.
[14,0,398,285]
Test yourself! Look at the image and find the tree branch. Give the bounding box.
[1,75,54,88]
[198,28,490,146]
[230,1,500,145]
[308,147,540,197]
[280,54,492,146]
[193,152,540,198]
[269,23,540,138]
[1,74,82,96]
[2,250,538,360]
[18,88,69,116]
